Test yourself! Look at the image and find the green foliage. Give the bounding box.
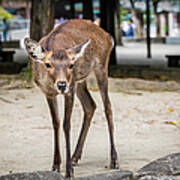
[120,6,130,21]
[0,7,13,20]
[19,62,33,82]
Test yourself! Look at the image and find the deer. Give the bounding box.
[24,19,119,178]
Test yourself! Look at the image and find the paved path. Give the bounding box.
[116,42,180,68]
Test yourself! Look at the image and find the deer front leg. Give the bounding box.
[72,81,96,166]
[63,91,74,178]
[46,97,61,172]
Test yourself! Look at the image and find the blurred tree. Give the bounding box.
[83,0,93,20]
[115,0,123,45]
[25,0,30,19]
[129,0,143,38]
[70,0,75,18]
[21,0,54,81]
[30,0,54,41]
[146,0,151,58]
[100,0,116,65]
[152,0,161,37]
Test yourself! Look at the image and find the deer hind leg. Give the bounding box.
[94,68,119,169]
[46,97,61,172]
[72,80,96,166]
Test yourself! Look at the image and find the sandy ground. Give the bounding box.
[0,75,180,177]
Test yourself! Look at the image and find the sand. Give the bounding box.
[0,76,180,177]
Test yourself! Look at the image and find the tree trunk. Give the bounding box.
[129,0,142,38]
[83,0,93,20]
[26,0,54,80]
[137,12,144,37]
[100,0,116,65]
[165,12,169,36]
[25,0,30,19]
[30,0,54,41]
[115,0,123,45]
[153,1,161,37]
[155,13,161,37]
[146,0,151,58]
[70,0,75,18]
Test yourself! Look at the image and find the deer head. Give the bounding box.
[24,37,91,94]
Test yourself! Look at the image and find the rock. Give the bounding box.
[0,170,132,180]
[0,171,64,180]
[136,175,180,180]
[75,171,133,180]
[134,153,180,180]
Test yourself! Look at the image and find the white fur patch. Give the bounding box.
[74,39,91,61]
[30,45,45,59]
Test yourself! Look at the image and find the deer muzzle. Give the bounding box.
[57,81,67,94]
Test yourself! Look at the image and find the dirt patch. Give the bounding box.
[0,75,180,177]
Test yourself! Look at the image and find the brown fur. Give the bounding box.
[24,19,118,178]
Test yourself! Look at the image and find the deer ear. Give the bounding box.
[24,37,45,63]
[67,39,91,62]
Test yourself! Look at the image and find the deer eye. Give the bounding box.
[69,64,74,69]
[45,62,51,68]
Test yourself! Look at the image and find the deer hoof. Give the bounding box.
[110,161,119,169]
[52,167,60,173]
[66,168,74,178]
[72,161,77,167]
[71,157,78,166]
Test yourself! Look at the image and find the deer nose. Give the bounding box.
[57,81,66,90]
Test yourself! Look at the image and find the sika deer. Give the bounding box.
[24,19,119,178]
